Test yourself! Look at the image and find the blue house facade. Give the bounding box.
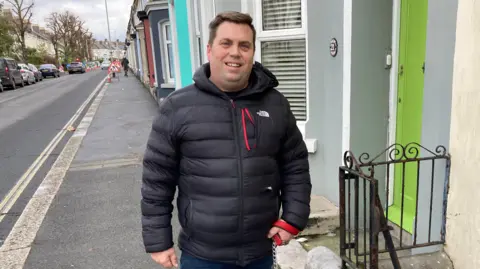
[125,0,174,103]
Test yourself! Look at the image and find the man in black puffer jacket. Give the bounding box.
[141,11,311,269]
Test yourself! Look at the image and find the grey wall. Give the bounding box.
[215,0,242,13]
[134,37,140,76]
[305,0,344,203]
[415,0,458,254]
[148,9,174,97]
[349,0,392,208]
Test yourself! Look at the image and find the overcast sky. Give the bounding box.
[8,0,131,42]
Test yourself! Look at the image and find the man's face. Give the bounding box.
[207,21,255,92]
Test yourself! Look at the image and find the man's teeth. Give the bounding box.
[226,63,240,67]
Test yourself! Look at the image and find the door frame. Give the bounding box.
[386,0,402,207]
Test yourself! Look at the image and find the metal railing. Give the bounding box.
[339,143,451,269]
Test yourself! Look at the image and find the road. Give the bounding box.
[0,70,107,244]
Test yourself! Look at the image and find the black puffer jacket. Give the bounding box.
[141,62,311,266]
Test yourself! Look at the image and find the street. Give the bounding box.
[0,72,180,268]
[0,70,106,241]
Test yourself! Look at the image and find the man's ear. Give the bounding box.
[207,43,212,61]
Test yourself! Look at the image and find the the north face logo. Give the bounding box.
[257,110,270,117]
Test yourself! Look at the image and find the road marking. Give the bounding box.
[0,76,107,224]
[0,80,110,268]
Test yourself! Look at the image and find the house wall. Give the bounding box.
[137,27,150,84]
[445,1,480,266]
[143,18,156,88]
[134,37,142,76]
[304,0,345,201]
[148,8,175,97]
[170,0,193,88]
[24,33,55,56]
[413,0,458,253]
[348,0,392,218]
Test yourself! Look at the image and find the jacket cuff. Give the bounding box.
[145,241,174,253]
[143,226,174,253]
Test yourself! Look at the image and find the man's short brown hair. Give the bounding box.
[208,11,256,49]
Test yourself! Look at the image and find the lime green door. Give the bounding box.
[389,0,428,233]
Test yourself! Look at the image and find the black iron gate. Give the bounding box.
[339,143,451,269]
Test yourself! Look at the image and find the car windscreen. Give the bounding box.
[70,62,82,66]
[39,64,52,69]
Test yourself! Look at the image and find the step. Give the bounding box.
[300,195,339,236]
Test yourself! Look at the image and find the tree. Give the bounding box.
[45,12,61,63]
[5,0,35,62]
[0,2,15,56]
[46,10,93,63]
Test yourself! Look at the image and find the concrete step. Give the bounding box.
[299,195,339,236]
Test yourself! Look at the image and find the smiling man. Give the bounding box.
[141,11,312,269]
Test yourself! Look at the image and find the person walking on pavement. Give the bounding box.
[141,11,312,269]
[122,56,129,77]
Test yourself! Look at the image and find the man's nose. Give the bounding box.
[228,45,241,57]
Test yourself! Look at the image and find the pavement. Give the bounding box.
[0,74,183,268]
[0,70,107,243]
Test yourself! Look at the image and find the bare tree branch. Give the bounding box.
[5,0,34,62]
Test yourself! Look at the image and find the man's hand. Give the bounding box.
[268,225,294,245]
[150,248,178,268]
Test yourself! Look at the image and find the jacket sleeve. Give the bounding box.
[278,101,312,231]
[141,98,179,253]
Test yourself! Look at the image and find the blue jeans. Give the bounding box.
[180,253,273,269]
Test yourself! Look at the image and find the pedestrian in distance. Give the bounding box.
[141,11,312,269]
[122,56,129,77]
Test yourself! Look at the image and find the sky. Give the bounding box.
[8,0,132,42]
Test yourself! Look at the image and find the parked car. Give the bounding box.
[0,57,24,90]
[39,64,60,78]
[17,63,36,85]
[28,63,43,82]
[68,62,85,74]
[101,61,111,70]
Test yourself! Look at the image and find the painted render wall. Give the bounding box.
[348,0,392,221]
[148,9,175,97]
[305,0,344,203]
[172,0,193,88]
[445,1,480,267]
[414,0,458,254]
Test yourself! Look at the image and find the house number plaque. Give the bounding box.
[330,38,338,57]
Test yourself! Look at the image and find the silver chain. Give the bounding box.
[272,241,278,269]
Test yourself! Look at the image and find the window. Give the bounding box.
[257,0,307,121]
[161,22,175,83]
[193,0,204,68]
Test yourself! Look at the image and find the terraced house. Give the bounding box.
[125,0,174,100]
[126,0,480,267]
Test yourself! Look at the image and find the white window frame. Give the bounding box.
[189,0,205,71]
[253,0,309,130]
[161,21,175,84]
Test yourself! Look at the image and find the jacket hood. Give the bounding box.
[192,61,279,98]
